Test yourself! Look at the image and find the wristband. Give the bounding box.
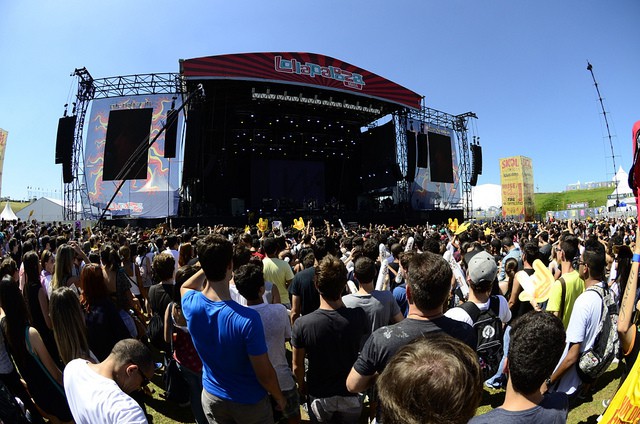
[633,253,640,263]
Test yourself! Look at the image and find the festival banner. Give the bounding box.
[84,95,181,218]
[500,156,534,221]
[182,52,422,110]
[0,129,7,198]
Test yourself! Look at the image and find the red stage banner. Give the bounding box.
[181,52,422,110]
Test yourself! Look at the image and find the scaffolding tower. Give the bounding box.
[62,70,182,220]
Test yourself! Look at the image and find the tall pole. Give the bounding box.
[587,61,620,208]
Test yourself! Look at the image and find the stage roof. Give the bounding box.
[181,52,422,110]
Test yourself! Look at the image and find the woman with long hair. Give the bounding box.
[164,265,205,423]
[50,287,95,365]
[100,244,145,338]
[178,242,194,268]
[119,245,143,306]
[0,277,72,423]
[499,257,519,300]
[40,250,55,295]
[0,275,45,423]
[50,244,79,297]
[79,264,130,361]
[22,251,59,364]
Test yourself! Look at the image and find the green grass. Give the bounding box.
[534,186,613,216]
[2,200,28,214]
[476,362,623,423]
[145,361,624,424]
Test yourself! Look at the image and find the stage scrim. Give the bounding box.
[84,95,181,218]
[406,119,460,210]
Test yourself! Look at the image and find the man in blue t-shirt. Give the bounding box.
[181,235,285,423]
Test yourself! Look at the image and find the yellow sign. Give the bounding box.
[500,156,534,221]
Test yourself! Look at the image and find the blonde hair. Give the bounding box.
[50,287,91,364]
[51,244,75,291]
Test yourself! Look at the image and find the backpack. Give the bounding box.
[459,296,504,380]
[576,284,620,383]
[0,379,29,424]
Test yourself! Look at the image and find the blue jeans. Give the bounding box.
[486,325,511,384]
[178,362,207,424]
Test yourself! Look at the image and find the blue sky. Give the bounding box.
[0,0,638,201]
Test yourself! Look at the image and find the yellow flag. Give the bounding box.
[293,217,305,231]
[257,218,268,233]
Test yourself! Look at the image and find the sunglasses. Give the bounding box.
[133,365,150,386]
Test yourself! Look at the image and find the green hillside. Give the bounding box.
[534,186,613,215]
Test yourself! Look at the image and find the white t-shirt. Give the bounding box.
[229,281,276,305]
[248,303,295,391]
[63,359,148,424]
[552,284,603,395]
[445,295,512,326]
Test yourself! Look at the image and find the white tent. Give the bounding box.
[471,184,503,210]
[16,197,66,222]
[0,201,17,221]
[607,167,636,209]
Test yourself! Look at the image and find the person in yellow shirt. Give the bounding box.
[262,237,294,308]
[546,235,585,328]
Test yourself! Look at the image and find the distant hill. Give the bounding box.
[534,186,612,215]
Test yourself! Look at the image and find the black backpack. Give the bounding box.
[0,379,29,424]
[459,296,504,380]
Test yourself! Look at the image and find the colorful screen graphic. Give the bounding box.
[84,95,181,218]
[406,122,460,210]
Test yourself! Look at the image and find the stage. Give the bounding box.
[58,53,479,224]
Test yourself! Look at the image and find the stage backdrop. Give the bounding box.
[405,120,460,210]
[84,95,181,218]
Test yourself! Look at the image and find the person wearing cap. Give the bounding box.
[346,252,476,397]
[445,250,511,327]
[446,250,512,389]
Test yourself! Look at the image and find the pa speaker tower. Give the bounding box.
[56,116,76,184]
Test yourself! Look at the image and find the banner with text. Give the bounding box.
[500,156,534,221]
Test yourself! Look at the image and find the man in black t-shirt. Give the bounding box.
[292,255,368,424]
[347,252,476,394]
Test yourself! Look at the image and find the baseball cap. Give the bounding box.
[467,251,498,285]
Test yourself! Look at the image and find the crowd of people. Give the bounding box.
[0,215,637,423]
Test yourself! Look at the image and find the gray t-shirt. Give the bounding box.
[248,303,295,391]
[469,392,568,423]
[342,290,401,339]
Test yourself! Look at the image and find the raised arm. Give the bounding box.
[618,231,640,353]
[180,268,206,298]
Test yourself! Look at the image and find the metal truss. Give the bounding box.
[92,73,182,99]
[393,111,409,203]
[404,102,477,218]
[64,68,95,220]
[63,70,183,220]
